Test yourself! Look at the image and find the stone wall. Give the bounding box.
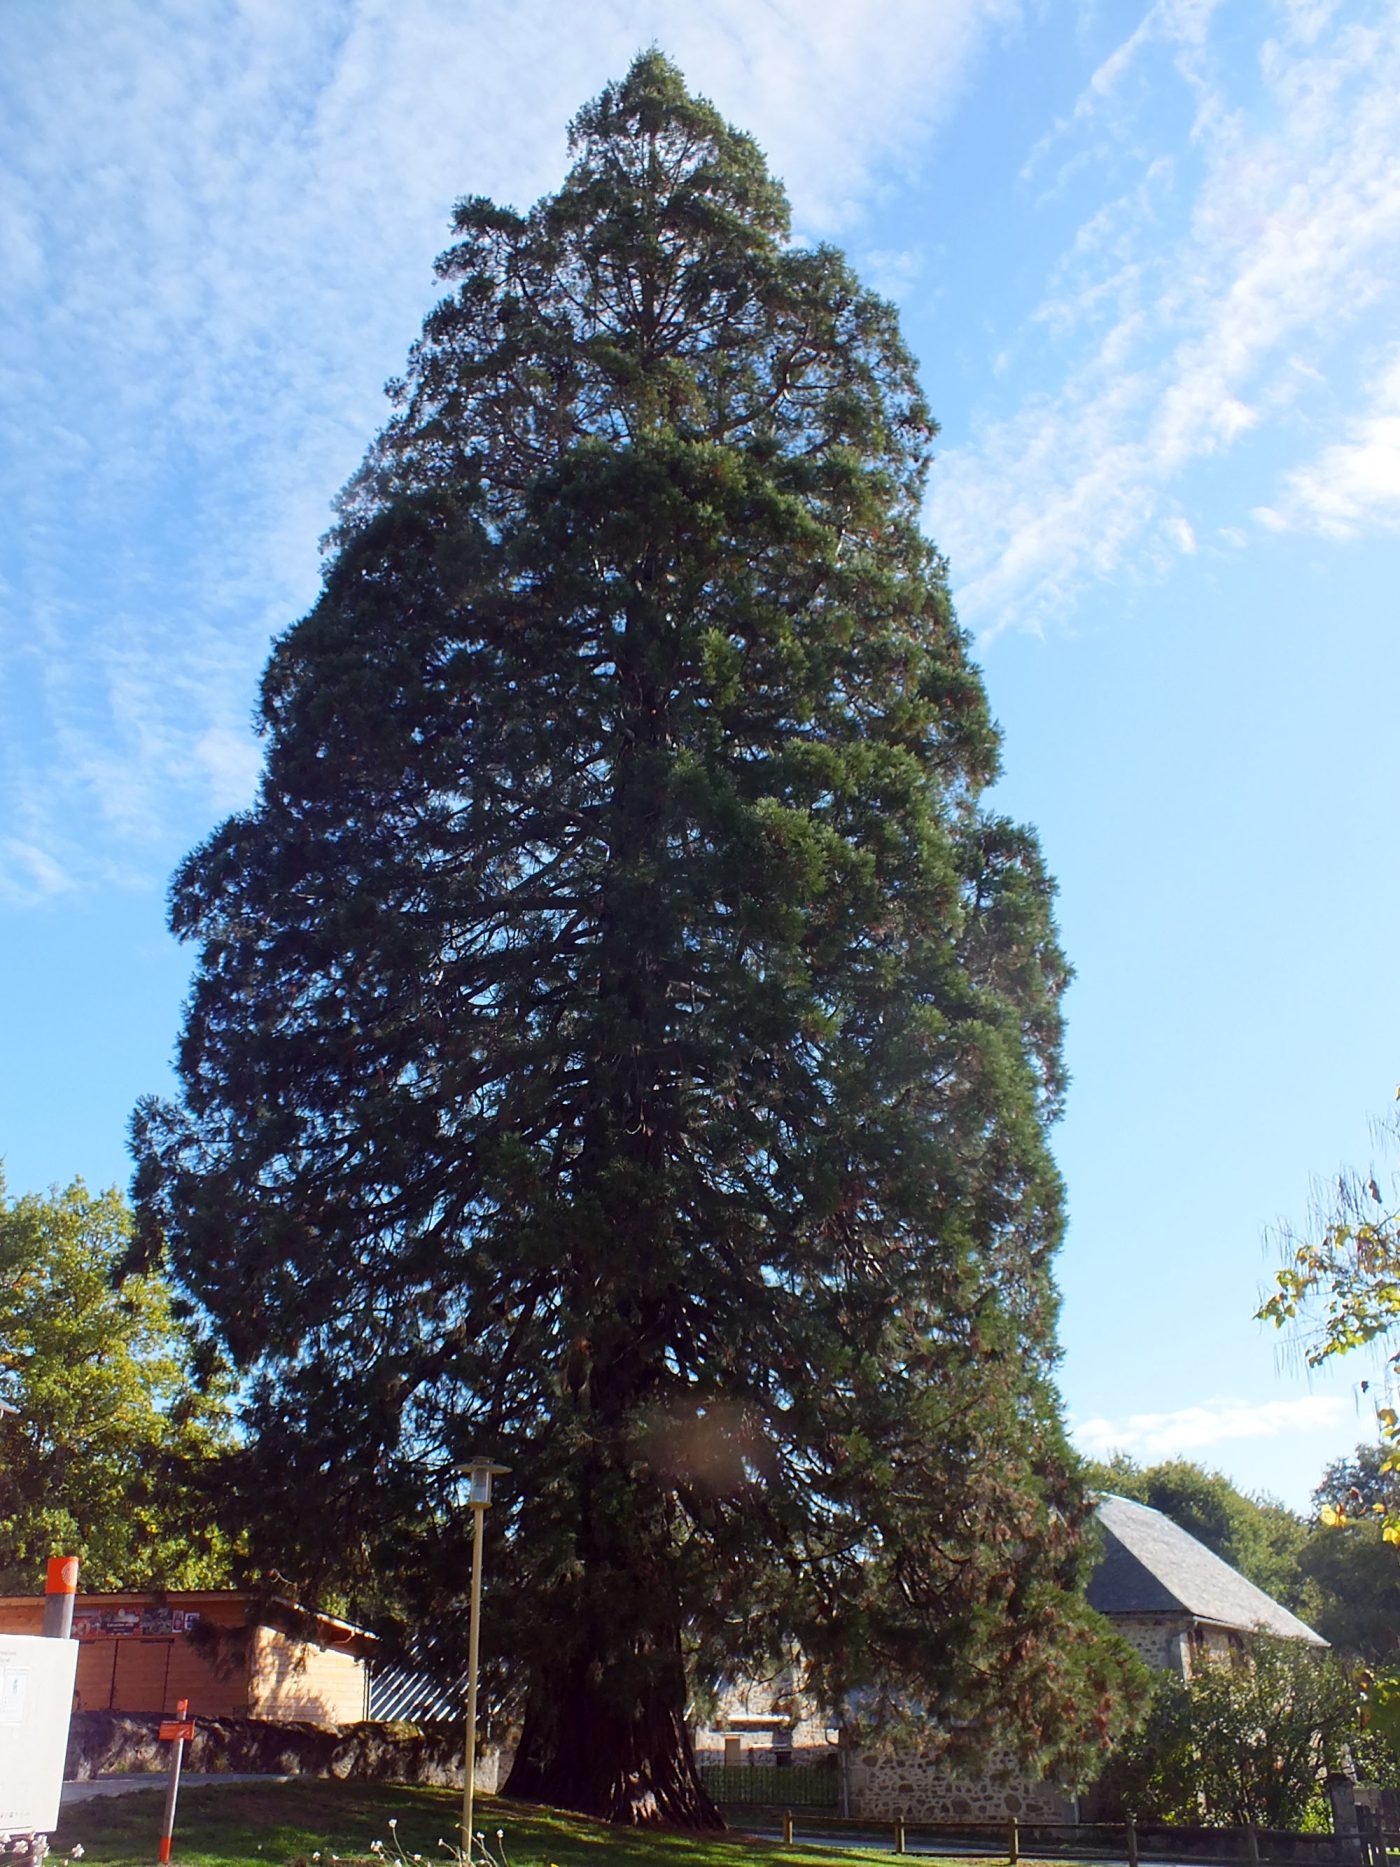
[1107,1613,1248,1680]
[694,1667,834,1763]
[848,1743,1074,1823]
[699,1670,1075,1823]
[1110,1613,1190,1674]
[64,1711,492,1788]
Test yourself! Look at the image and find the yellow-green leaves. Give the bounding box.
[1258,1122,1400,1548]
[0,1174,235,1592]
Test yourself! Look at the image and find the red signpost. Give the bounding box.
[157,1699,192,1863]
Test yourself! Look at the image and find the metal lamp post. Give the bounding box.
[460,1456,509,1863]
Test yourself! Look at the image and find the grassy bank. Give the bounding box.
[51,1780,917,1867]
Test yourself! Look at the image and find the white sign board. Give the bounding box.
[0,1635,78,1834]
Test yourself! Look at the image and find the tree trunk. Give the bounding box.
[504,1638,723,1828]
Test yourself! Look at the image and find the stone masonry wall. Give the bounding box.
[65,1710,481,1785]
[848,1743,1075,1824]
[701,1670,1078,1822]
[695,1668,834,1760]
[1109,1613,1189,1674]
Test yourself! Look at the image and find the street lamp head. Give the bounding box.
[459,1455,510,1508]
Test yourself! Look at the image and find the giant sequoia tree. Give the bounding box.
[133,56,1136,1827]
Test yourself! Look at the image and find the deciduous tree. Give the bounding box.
[1259,1106,1400,1543]
[133,54,1137,1825]
[1294,1444,1400,1668]
[1259,1112,1400,1764]
[1103,1636,1357,1829]
[0,1174,232,1592]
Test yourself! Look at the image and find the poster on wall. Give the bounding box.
[73,1608,141,1638]
[0,1634,79,1834]
[71,1605,202,1639]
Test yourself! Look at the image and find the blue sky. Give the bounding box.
[4,0,1400,1512]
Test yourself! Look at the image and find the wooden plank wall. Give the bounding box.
[247,1625,369,1724]
[70,1635,252,1715]
[0,1597,254,1716]
[0,1596,367,1722]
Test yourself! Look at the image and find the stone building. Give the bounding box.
[1086,1492,1326,1675]
[694,1494,1328,1822]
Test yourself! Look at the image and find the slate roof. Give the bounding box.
[1087,1493,1327,1646]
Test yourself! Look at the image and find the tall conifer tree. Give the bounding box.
[134,55,1135,1826]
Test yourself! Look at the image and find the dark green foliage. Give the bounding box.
[1355,1673,1400,1785]
[1315,1442,1400,1520]
[1299,1524,1400,1665]
[1101,1635,1358,1828]
[1306,1456,1400,1665]
[132,54,1136,1824]
[1298,1445,1400,1666]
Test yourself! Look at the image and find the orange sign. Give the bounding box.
[158,1720,195,1742]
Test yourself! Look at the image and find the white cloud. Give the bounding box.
[0,0,1015,896]
[10,0,1398,880]
[1256,346,1400,537]
[860,247,928,306]
[195,724,264,816]
[1073,1393,1350,1461]
[929,0,1400,635]
[0,839,74,907]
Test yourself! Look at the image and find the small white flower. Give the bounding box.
[312,1854,321,1862]
[70,1851,85,1862]
[389,1821,398,1830]
[414,1854,423,1861]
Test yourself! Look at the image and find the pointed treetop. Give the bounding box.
[564,48,790,242]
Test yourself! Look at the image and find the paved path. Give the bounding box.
[739,1822,1202,1867]
[61,1774,292,1805]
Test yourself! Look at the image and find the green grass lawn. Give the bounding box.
[51,1781,976,1867]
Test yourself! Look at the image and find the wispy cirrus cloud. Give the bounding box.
[1072,1393,1351,1462]
[1257,346,1400,537]
[0,0,1017,903]
[929,0,1400,635]
[0,838,74,907]
[9,1,1397,899]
